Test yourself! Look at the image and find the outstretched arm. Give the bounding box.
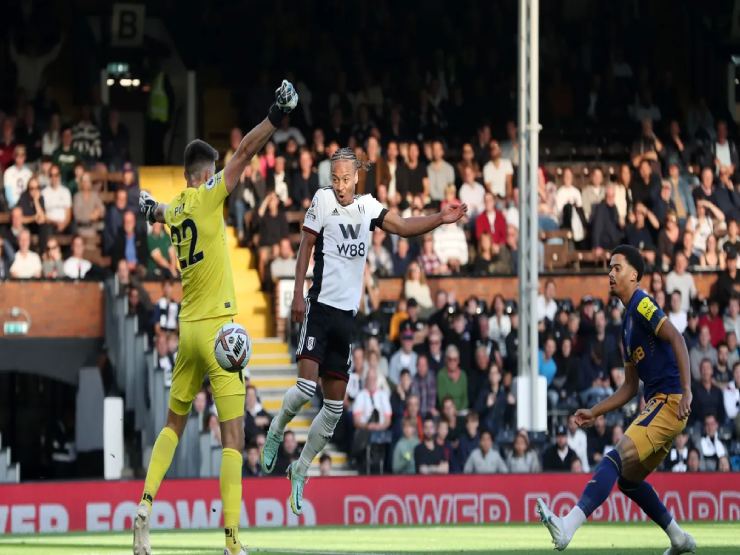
[381,202,468,237]
[224,80,298,193]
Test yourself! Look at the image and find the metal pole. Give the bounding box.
[186,71,197,142]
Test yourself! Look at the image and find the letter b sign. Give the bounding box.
[112,4,145,47]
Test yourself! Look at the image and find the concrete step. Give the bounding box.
[248,353,292,366]
[251,341,289,355]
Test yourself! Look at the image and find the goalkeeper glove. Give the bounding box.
[267,79,299,126]
[139,190,159,224]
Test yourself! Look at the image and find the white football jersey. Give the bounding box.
[302,187,387,312]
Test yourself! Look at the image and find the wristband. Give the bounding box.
[267,103,283,127]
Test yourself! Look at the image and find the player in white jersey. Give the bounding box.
[260,147,467,514]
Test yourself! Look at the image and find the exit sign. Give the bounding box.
[3,321,29,335]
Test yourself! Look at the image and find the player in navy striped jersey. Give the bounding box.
[261,148,467,515]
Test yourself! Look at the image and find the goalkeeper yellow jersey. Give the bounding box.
[164,170,236,322]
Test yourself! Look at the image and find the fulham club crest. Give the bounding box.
[307,337,315,351]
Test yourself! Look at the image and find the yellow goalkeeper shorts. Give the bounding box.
[168,315,245,422]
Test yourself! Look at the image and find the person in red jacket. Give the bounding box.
[475,191,507,244]
[698,299,726,347]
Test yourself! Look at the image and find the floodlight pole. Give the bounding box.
[517,0,543,431]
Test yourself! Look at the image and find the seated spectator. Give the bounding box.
[666,252,698,313]
[392,237,416,277]
[154,332,175,386]
[665,430,691,472]
[52,127,79,187]
[267,156,291,207]
[274,430,300,476]
[119,162,141,210]
[112,210,147,274]
[63,235,92,279]
[728,333,740,368]
[537,280,558,324]
[417,233,446,275]
[555,167,582,224]
[403,263,433,311]
[103,188,129,254]
[714,343,733,388]
[414,417,449,475]
[693,358,727,425]
[699,413,727,471]
[17,177,51,247]
[353,367,392,436]
[457,142,482,182]
[147,222,178,279]
[243,443,263,477]
[4,145,32,208]
[475,191,507,245]
[652,180,677,226]
[42,113,61,158]
[566,413,590,472]
[657,211,681,271]
[244,385,272,442]
[631,158,660,209]
[426,141,455,203]
[42,164,72,233]
[506,429,542,473]
[458,164,485,219]
[435,420,454,468]
[719,219,739,261]
[437,344,469,411]
[464,429,508,474]
[538,336,557,386]
[40,238,64,279]
[256,192,288,280]
[2,206,25,252]
[389,331,418,385]
[624,202,658,266]
[699,299,726,348]
[482,140,513,199]
[455,411,481,471]
[367,227,393,276]
[73,172,104,238]
[690,325,718,380]
[590,184,623,255]
[440,396,464,444]
[474,364,507,436]
[542,425,579,471]
[0,119,16,170]
[71,106,102,161]
[586,415,610,467]
[319,453,332,477]
[154,279,179,335]
[269,238,296,280]
[433,222,468,273]
[668,290,687,333]
[581,167,606,222]
[290,149,316,209]
[631,117,663,172]
[101,109,130,170]
[127,285,153,339]
[9,229,41,279]
[392,417,421,474]
[725,297,740,339]
[410,354,437,417]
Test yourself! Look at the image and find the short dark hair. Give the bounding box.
[611,244,645,281]
[184,139,218,176]
[319,453,332,464]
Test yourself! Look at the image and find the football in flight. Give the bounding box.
[214,323,252,373]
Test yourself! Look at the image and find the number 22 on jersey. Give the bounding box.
[170,218,204,269]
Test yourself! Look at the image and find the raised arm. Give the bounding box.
[381,202,468,238]
[224,80,298,193]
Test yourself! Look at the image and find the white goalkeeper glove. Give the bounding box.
[139,190,159,224]
[268,79,299,126]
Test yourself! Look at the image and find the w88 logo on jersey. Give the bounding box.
[336,242,366,258]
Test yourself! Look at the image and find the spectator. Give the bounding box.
[154,331,175,386]
[0,119,16,170]
[41,238,64,279]
[120,163,141,210]
[101,109,130,170]
[542,425,580,471]
[538,336,557,386]
[256,192,288,281]
[625,201,659,266]
[440,396,464,444]
[699,299,726,347]
[147,222,178,279]
[426,140,455,203]
[410,354,436,420]
[353,367,393,434]
[52,127,79,187]
[482,140,513,200]
[401,264,432,312]
[725,297,740,339]
[269,238,297,280]
[555,168,582,223]
[103,188,129,255]
[458,164,485,218]
[389,330,419,385]
[715,252,739,310]
[723,362,740,432]
[668,290,687,333]
[712,120,738,176]
[392,237,416,277]
[154,279,179,335]
[586,415,610,466]
[714,343,732,388]
[367,227,393,277]
[692,359,726,424]
[127,285,153,339]
[692,167,720,210]
[392,417,420,474]
[665,160,695,220]
[72,172,104,238]
[112,210,147,274]
[258,141,277,180]
[414,417,449,475]
[433,222,468,273]
[455,411,481,471]
[42,113,61,157]
[501,121,519,167]
[506,430,541,473]
[244,386,272,442]
[274,430,300,476]
[590,183,623,254]
[699,414,727,471]
[656,211,681,270]
[665,252,697,312]
[71,106,102,161]
[457,142,482,182]
[17,177,51,248]
[437,344,469,411]
[319,453,332,477]
[267,156,291,207]
[243,443,263,477]
[291,149,317,209]
[396,142,428,202]
[690,201,725,258]
[9,229,41,279]
[4,145,32,208]
[537,280,558,324]
[474,191,507,244]
[690,326,718,381]
[631,119,663,176]
[566,413,590,472]
[474,364,507,436]
[464,429,508,474]
[62,235,91,279]
[665,430,691,472]
[652,180,677,226]
[41,164,72,233]
[719,219,739,261]
[686,448,702,472]
[581,167,606,222]
[728,333,740,368]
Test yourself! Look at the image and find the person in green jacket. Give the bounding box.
[392,418,420,474]
[436,344,469,411]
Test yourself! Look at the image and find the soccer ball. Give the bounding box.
[214,323,252,372]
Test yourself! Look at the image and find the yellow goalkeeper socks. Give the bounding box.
[221,447,243,553]
[140,426,179,511]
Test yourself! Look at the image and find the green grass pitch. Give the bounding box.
[0,522,738,554]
